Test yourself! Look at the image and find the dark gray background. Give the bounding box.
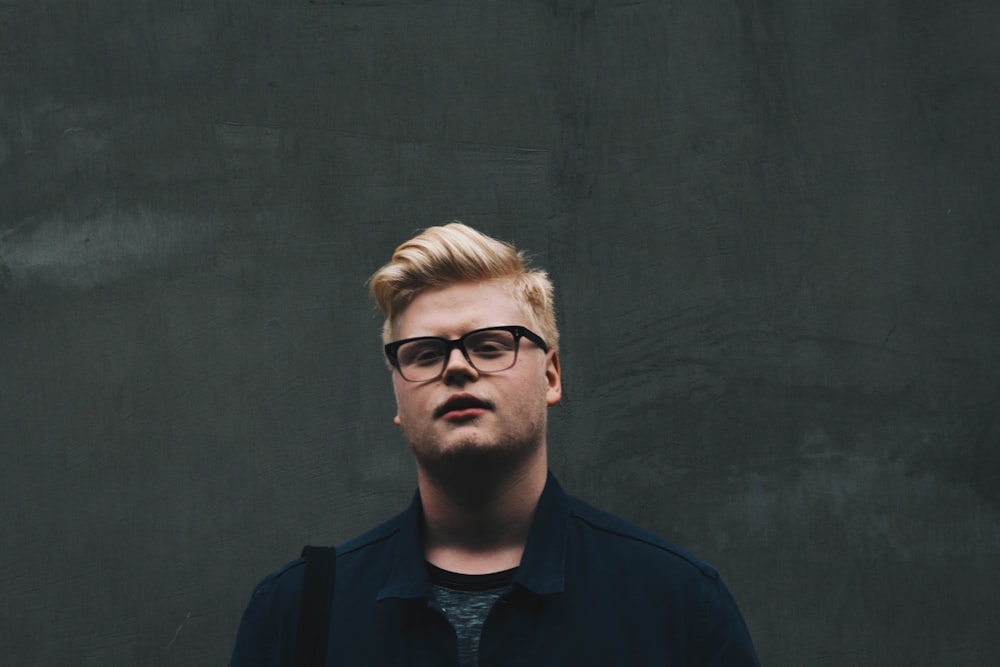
[3,1,998,665]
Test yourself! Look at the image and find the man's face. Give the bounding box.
[389,281,562,470]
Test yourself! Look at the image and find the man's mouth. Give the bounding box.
[435,394,492,420]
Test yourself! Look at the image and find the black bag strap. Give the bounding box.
[293,545,337,667]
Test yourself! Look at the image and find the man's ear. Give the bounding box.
[390,375,403,426]
[545,350,562,407]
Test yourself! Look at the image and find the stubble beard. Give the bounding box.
[404,422,546,495]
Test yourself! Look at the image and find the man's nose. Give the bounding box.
[442,346,479,382]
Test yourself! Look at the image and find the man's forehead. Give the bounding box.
[392,281,536,338]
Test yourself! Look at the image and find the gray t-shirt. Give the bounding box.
[428,563,517,667]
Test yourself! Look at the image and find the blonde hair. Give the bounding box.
[369,222,558,350]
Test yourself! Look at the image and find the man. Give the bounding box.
[229,223,760,666]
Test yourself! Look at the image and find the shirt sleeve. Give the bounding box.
[693,574,761,666]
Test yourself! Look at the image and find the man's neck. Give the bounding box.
[417,454,547,575]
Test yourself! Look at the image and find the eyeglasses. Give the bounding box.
[384,325,549,382]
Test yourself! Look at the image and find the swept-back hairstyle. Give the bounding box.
[369,222,559,350]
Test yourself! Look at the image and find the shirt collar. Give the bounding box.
[376,471,569,601]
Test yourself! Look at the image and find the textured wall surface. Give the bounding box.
[2,1,999,665]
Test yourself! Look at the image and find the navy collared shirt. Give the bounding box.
[229,473,760,666]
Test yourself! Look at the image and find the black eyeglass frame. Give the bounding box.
[384,325,549,382]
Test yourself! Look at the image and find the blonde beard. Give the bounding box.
[405,428,546,494]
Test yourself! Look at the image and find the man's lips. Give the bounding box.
[435,394,493,420]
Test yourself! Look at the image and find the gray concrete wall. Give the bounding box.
[2,1,998,664]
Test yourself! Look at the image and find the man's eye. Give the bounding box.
[470,339,513,357]
[403,345,445,366]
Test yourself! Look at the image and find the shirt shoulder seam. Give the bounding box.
[336,515,405,557]
[566,498,720,580]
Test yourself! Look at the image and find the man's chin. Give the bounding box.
[414,438,539,479]
[423,438,514,464]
